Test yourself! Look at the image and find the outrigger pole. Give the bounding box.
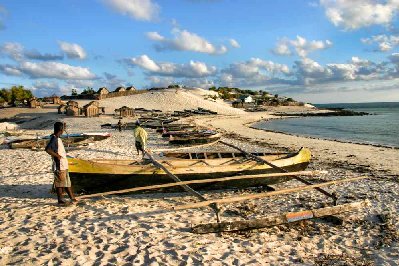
[218,140,338,205]
[144,151,222,223]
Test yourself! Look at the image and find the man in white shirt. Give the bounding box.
[45,122,77,205]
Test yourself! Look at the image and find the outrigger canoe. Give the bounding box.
[68,148,311,194]
[169,132,221,145]
[6,132,111,149]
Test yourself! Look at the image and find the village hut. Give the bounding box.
[58,104,67,114]
[97,87,109,95]
[115,106,134,117]
[28,97,40,108]
[66,101,79,116]
[126,86,136,91]
[82,101,100,117]
[52,96,61,104]
[114,86,126,92]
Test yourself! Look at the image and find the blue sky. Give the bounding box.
[1,0,399,103]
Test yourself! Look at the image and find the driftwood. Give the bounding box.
[77,170,327,199]
[192,200,370,234]
[174,176,368,211]
[219,141,337,202]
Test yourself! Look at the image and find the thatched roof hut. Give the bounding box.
[82,101,100,117]
[115,106,134,117]
[97,87,109,95]
[114,86,126,92]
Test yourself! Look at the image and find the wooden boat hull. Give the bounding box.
[169,133,221,145]
[68,148,311,194]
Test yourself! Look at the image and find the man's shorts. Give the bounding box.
[53,170,71,188]
[135,141,145,152]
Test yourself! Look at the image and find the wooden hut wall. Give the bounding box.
[85,106,99,117]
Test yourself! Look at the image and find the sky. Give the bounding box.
[1,0,399,103]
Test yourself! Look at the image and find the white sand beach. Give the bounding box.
[1,89,398,265]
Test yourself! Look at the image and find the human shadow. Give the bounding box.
[0,184,54,199]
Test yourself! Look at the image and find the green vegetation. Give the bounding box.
[167,84,180,88]
[0,86,33,106]
[208,86,301,107]
[80,87,95,95]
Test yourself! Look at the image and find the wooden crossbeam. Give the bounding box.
[173,176,368,211]
[192,200,370,234]
[77,170,326,199]
[218,141,337,203]
[144,151,222,223]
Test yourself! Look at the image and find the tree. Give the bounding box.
[81,87,95,95]
[0,88,11,103]
[10,86,33,105]
[71,88,78,96]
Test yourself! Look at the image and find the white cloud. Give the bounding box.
[0,42,24,61]
[147,76,215,89]
[219,58,291,87]
[361,34,399,51]
[146,28,228,54]
[0,64,23,76]
[32,80,59,90]
[229,39,240,48]
[20,61,96,79]
[320,0,399,30]
[1,42,64,61]
[222,58,290,79]
[272,36,333,57]
[126,54,217,77]
[103,0,160,21]
[58,41,87,59]
[129,54,160,72]
[146,31,165,41]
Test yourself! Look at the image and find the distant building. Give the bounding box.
[66,101,79,116]
[239,95,253,103]
[126,86,136,91]
[82,101,105,117]
[58,104,67,114]
[114,86,126,92]
[28,97,40,108]
[115,106,135,117]
[44,96,61,104]
[97,87,109,95]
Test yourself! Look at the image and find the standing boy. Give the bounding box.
[45,122,77,205]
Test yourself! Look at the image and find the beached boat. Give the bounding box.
[169,132,221,145]
[7,132,111,149]
[155,124,196,133]
[67,148,311,194]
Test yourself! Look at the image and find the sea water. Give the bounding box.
[253,102,399,148]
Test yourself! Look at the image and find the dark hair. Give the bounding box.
[54,122,64,133]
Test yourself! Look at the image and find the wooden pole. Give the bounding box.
[77,170,327,199]
[192,200,370,234]
[144,151,221,222]
[218,141,337,203]
[173,176,368,211]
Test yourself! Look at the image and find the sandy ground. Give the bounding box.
[0,90,398,265]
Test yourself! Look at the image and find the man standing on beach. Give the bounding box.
[133,120,148,158]
[45,122,77,205]
[117,119,122,132]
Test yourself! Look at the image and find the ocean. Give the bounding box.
[253,102,399,148]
